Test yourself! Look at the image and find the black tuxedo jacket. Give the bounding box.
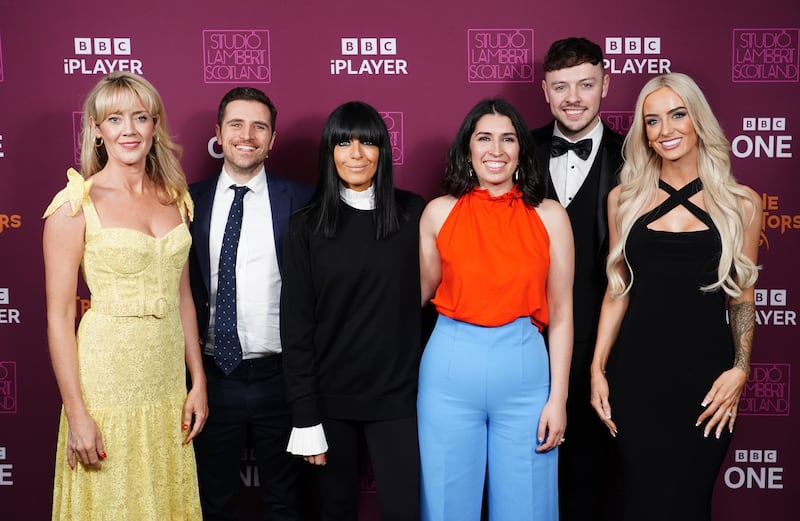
[531,121,623,260]
[531,121,624,343]
[188,170,312,342]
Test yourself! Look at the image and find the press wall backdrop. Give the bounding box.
[0,1,797,519]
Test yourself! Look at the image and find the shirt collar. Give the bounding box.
[552,118,604,146]
[339,183,376,210]
[217,166,267,195]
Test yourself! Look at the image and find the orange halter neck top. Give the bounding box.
[432,187,550,330]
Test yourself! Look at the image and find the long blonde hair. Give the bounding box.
[79,71,187,204]
[608,73,759,298]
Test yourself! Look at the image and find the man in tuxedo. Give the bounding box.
[189,87,311,520]
[532,37,624,521]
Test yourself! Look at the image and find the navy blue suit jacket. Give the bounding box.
[188,170,312,343]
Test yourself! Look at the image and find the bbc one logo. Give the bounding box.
[732,117,791,159]
[604,37,672,75]
[724,449,783,490]
[600,111,634,135]
[0,361,16,414]
[330,38,408,76]
[467,29,534,83]
[739,363,790,416]
[240,448,260,487]
[381,112,404,165]
[203,30,271,84]
[732,28,799,82]
[64,37,142,75]
[760,193,800,251]
[0,446,11,485]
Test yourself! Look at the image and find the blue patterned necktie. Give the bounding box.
[214,185,249,375]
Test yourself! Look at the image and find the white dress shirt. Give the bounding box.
[204,168,282,358]
[549,120,604,207]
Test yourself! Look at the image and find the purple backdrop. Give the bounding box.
[0,1,797,519]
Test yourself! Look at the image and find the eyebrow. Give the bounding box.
[226,118,271,127]
[550,78,595,84]
[644,105,688,118]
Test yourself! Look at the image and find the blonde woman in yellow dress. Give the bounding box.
[43,71,207,520]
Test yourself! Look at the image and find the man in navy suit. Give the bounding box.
[189,87,311,520]
[531,37,624,521]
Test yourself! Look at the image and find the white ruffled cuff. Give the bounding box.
[286,424,328,456]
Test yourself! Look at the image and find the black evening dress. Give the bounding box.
[607,178,734,521]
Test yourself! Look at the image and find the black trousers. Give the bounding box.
[315,416,420,521]
[559,339,622,521]
[194,355,302,521]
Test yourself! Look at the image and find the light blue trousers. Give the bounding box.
[418,315,558,521]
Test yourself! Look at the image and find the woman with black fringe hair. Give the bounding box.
[280,101,424,521]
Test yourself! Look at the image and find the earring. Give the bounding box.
[94,137,104,148]
[154,134,160,145]
[513,167,519,182]
[467,164,476,179]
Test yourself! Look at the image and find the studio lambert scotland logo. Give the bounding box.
[467,29,534,83]
[600,111,634,135]
[0,361,16,414]
[732,28,799,82]
[380,112,403,165]
[739,363,790,416]
[203,30,271,83]
[72,112,83,165]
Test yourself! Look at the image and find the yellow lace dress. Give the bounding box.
[44,169,201,520]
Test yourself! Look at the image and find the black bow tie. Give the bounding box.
[551,136,593,161]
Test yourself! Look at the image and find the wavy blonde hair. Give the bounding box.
[608,73,759,298]
[79,71,187,204]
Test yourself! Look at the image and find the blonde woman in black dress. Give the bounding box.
[590,73,760,521]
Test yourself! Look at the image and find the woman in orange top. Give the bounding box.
[418,98,574,521]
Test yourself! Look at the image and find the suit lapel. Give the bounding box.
[593,123,622,255]
[266,172,290,272]
[191,175,217,295]
[533,121,557,200]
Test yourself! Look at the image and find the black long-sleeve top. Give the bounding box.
[280,189,425,427]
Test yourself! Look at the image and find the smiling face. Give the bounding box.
[469,113,519,195]
[542,61,609,141]
[642,86,698,166]
[216,99,276,181]
[94,93,157,169]
[334,137,379,191]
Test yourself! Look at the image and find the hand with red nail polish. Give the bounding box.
[65,411,105,470]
